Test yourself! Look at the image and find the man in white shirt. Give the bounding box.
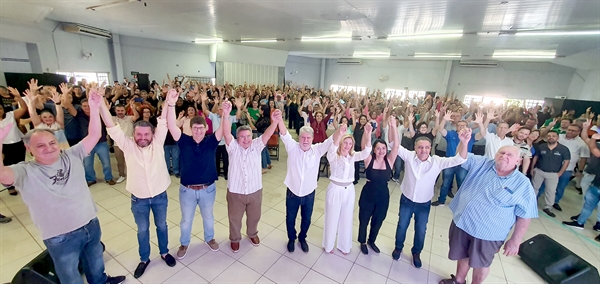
[111,103,138,183]
[276,119,333,253]
[392,128,471,268]
[550,124,590,211]
[474,109,516,159]
[222,107,281,253]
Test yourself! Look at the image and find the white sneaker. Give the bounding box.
[116,176,126,184]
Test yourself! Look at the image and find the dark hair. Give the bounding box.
[372,138,387,149]
[358,114,368,126]
[340,116,349,124]
[415,136,432,145]
[417,122,428,129]
[547,130,560,136]
[190,116,207,128]
[561,118,573,123]
[519,126,532,133]
[569,124,582,131]
[114,104,126,109]
[261,105,271,117]
[133,120,155,133]
[80,98,88,104]
[40,109,54,117]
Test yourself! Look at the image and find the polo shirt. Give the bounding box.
[178,134,219,185]
[445,130,477,157]
[534,143,571,173]
[77,109,108,143]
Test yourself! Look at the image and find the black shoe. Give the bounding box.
[161,253,176,267]
[562,221,584,230]
[367,242,380,253]
[431,201,444,207]
[299,239,309,253]
[353,181,358,185]
[543,208,556,218]
[448,191,454,198]
[595,235,600,242]
[576,187,583,195]
[175,174,180,179]
[593,222,600,232]
[287,240,295,252]
[392,249,401,260]
[106,275,126,284]
[360,243,368,255]
[553,203,563,211]
[412,253,422,268]
[133,261,150,278]
[0,214,12,224]
[224,175,228,180]
[571,214,580,221]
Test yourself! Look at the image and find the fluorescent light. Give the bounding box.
[388,33,463,40]
[194,38,223,44]
[240,39,277,43]
[414,54,461,58]
[492,55,556,59]
[353,54,390,58]
[301,37,352,42]
[516,30,600,36]
[493,49,556,59]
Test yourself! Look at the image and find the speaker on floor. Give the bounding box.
[519,234,599,284]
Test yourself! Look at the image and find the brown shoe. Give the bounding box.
[250,236,260,246]
[206,239,220,252]
[176,245,188,259]
[106,180,116,185]
[231,242,240,253]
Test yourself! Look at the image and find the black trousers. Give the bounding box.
[216,144,229,177]
[357,194,389,244]
[354,162,361,183]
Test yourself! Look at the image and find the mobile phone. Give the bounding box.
[134,98,143,103]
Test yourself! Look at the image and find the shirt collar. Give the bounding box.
[413,153,432,163]
[491,161,519,179]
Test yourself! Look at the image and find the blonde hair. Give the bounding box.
[336,134,356,156]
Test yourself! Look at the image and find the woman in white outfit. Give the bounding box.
[323,123,372,254]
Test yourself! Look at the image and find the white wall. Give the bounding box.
[119,35,214,82]
[575,69,600,101]
[0,38,32,85]
[324,59,448,92]
[284,56,321,87]
[448,61,575,100]
[215,44,288,67]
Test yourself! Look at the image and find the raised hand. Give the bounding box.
[59,83,71,96]
[487,109,498,120]
[583,119,591,130]
[389,116,397,128]
[178,110,185,119]
[0,122,14,142]
[562,110,568,116]
[364,122,373,134]
[50,88,61,104]
[167,89,179,105]
[408,112,414,124]
[548,118,558,128]
[234,97,244,109]
[7,87,20,97]
[474,111,484,124]
[508,123,520,132]
[271,109,282,123]
[200,90,208,101]
[88,88,102,109]
[434,110,440,118]
[443,110,452,121]
[221,100,232,114]
[23,89,36,102]
[27,79,42,95]
[458,127,472,142]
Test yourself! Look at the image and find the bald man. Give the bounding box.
[439,146,538,284]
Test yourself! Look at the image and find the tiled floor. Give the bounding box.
[1,139,600,283]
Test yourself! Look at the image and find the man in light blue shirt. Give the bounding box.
[439,146,538,284]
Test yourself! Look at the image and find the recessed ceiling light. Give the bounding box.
[414,53,462,58]
[301,37,352,42]
[516,30,600,36]
[387,33,463,40]
[240,39,278,43]
[194,38,223,43]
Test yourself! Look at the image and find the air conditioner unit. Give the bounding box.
[459,60,498,68]
[337,59,363,65]
[62,23,111,39]
[554,96,567,99]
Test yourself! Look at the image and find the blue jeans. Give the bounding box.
[179,183,216,245]
[394,195,431,255]
[393,155,403,179]
[577,184,600,225]
[261,147,271,169]
[164,144,180,175]
[438,165,467,203]
[131,191,169,262]
[43,218,107,284]
[84,142,113,182]
[537,171,573,204]
[285,188,315,241]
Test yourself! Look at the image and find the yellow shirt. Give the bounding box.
[107,118,171,198]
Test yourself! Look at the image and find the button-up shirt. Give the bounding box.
[327,144,372,184]
[450,154,538,241]
[397,147,466,203]
[483,131,515,159]
[112,115,134,137]
[226,137,265,195]
[281,132,332,197]
[106,118,171,198]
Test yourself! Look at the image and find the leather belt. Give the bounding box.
[184,184,211,190]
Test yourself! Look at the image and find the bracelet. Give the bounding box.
[168,105,175,107]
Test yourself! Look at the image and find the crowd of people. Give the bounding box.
[0,76,599,284]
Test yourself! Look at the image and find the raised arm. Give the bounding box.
[587,133,600,158]
[438,110,451,137]
[387,117,400,164]
[407,112,415,138]
[165,89,182,141]
[6,87,27,119]
[474,110,487,141]
[0,123,16,185]
[213,101,226,141]
[361,123,373,150]
[200,91,210,117]
[456,128,471,159]
[261,110,281,145]
[222,101,234,145]
[80,88,103,155]
[23,89,42,127]
[50,89,64,128]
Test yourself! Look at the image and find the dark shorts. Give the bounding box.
[448,222,504,268]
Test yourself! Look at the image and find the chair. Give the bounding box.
[267,131,280,161]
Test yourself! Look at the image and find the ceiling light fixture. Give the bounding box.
[388,33,463,40]
[301,37,352,42]
[492,55,556,59]
[492,49,556,59]
[353,53,390,58]
[516,30,600,36]
[240,39,278,43]
[414,54,462,58]
[194,38,223,44]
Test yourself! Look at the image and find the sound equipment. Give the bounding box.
[11,242,106,284]
[136,73,150,92]
[519,234,600,284]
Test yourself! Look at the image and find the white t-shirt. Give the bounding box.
[483,131,515,159]
[0,112,23,144]
[559,134,590,171]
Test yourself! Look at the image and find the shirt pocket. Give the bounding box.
[490,187,515,208]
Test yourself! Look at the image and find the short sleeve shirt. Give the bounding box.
[534,143,571,173]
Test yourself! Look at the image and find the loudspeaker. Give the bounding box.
[137,73,150,92]
[519,234,600,284]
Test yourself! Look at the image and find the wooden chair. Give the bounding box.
[267,131,280,161]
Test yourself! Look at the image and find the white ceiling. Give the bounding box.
[2,0,600,63]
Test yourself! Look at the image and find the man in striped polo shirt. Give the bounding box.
[439,145,538,284]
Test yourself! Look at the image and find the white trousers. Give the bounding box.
[322,182,355,253]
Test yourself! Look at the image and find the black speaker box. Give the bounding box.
[519,234,600,284]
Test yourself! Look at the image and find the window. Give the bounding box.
[525,99,545,110]
[57,71,110,85]
[463,95,483,107]
[505,99,524,108]
[384,89,407,99]
[329,85,366,94]
[482,96,506,106]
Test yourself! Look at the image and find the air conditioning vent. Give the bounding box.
[62,23,111,39]
[336,59,363,65]
[459,60,498,68]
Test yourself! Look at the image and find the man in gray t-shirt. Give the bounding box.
[0,87,125,284]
